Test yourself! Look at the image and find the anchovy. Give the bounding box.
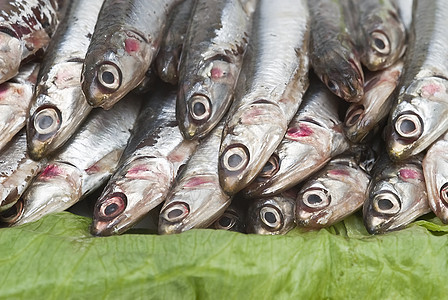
[176,0,256,139]
[219,0,309,195]
[386,1,448,160]
[91,85,198,236]
[296,153,370,229]
[246,189,297,235]
[243,78,349,198]
[81,0,180,109]
[2,95,142,226]
[26,0,104,160]
[0,0,67,83]
[155,0,194,85]
[308,0,364,102]
[354,0,407,71]
[363,153,430,234]
[159,121,231,234]
[210,200,246,233]
[0,63,39,151]
[344,61,404,143]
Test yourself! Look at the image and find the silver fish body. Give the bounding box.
[0,63,39,151]
[363,153,430,234]
[386,1,448,160]
[176,0,255,139]
[243,78,349,198]
[296,153,370,229]
[218,0,309,195]
[81,0,179,109]
[159,122,230,234]
[344,61,404,143]
[26,0,104,160]
[91,85,198,236]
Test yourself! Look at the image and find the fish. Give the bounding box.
[246,189,297,235]
[176,0,256,139]
[243,77,349,198]
[218,0,309,195]
[344,61,404,143]
[1,95,142,226]
[354,0,407,71]
[386,1,448,160]
[296,152,370,229]
[422,132,448,223]
[363,153,430,234]
[0,63,39,151]
[81,0,180,110]
[26,0,105,160]
[0,0,68,84]
[211,200,246,233]
[154,0,194,85]
[159,121,231,234]
[308,0,364,102]
[91,84,199,236]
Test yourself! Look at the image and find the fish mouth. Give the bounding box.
[345,59,364,101]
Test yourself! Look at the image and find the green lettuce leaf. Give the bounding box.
[0,211,447,299]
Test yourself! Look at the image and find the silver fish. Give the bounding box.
[296,153,370,229]
[211,200,246,233]
[344,61,404,143]
[218,0,309,195]
[2,95,142,226]
[363,153,430,234]
[243,78,349,198]
[81,0,180,109]
[308,0,364,102]
[0,0,67,83]
[26,0,104,160]
[0,63,39,151]
[155,0,194,85]
[386,1,448,160]
[396,0,414,31]
[246,189,297,235]
[354,0,407,71]
[159,121,231,234]
[91,85,198,236]
[176,0,255,139]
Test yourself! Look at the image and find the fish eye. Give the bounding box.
[221,144,250,173]
[162,202,190,223]
[189,94,211,122]
[258,154,280,178]
[394,112,423,140]
[371,31,391,55]
[372,192,401,214]
[345,105,364,126]
[32,106,61,136]
[440,183,448,205]
[326,79,340,94]
[214,212,237,230]
[301,188,331,209]
[0,200,23,224]
[260,205,283,231]
[95,192,127,221]
[97,63,121,91]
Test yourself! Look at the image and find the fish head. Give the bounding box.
[386,77,448,160]
[212,205,245,232]
[91,157,173,236]
[0,31,22,83]
[82,29,151,109]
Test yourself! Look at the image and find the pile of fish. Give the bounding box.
[0,0,445,236]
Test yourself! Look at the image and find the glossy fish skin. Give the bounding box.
[176,0,255,139]
[211,200,246,233]
[422,132,448,223]
[355,0,407,71]
[296,153,370,229]
[244,78,349,198]
[0,63,39,151]
[386,1,448,160]
[246,189,296,235]
[3,96,141,227]
[363,153,430,234]
[219,0,309,195]
[308,0,364,102]
[155,0,194,85]
[159,122,230,235]
[0,0,67,84]
[91,86,198,236]
[81,0,179,110]
[0,130,44,212]
[26,0,104,161]
[344,61,403,143]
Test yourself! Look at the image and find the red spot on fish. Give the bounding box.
[399,168,423,181]
[125,38,140,53]
[286,124,313,140]
[211,67,224,79]
[184,177,212,188]
[126,165,149,176]
[422,83,442,97]
[328,169,350,176]
[85,164,100,175]
[39,164,62,179]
